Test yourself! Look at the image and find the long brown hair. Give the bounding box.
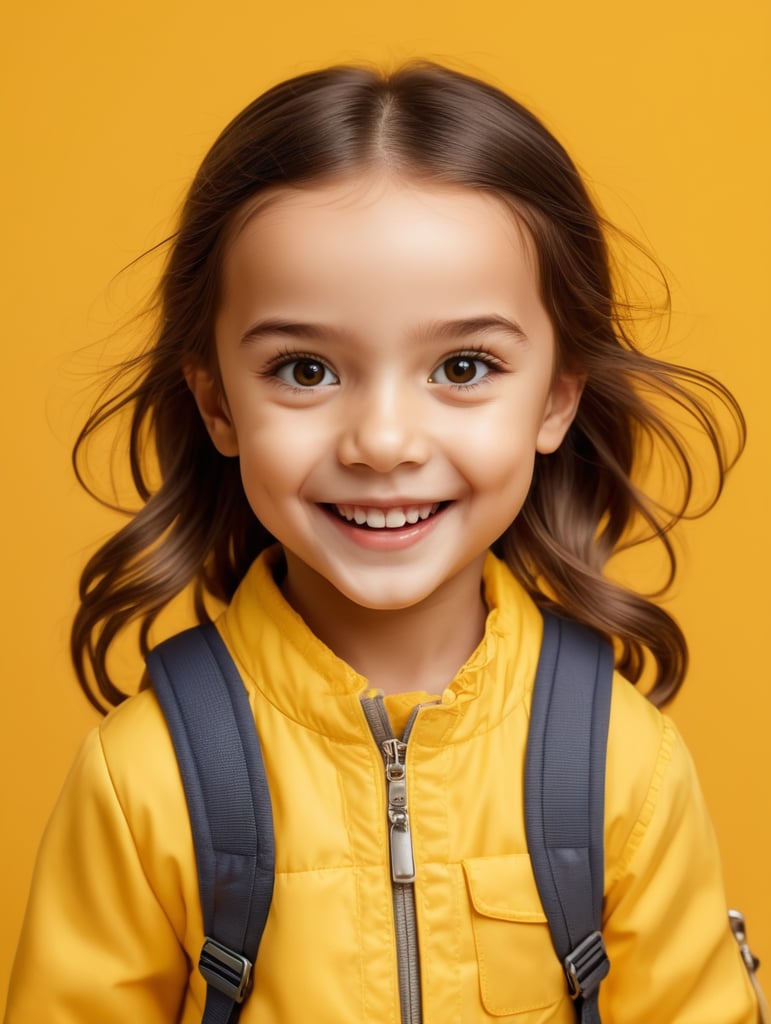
[72,63,744,712]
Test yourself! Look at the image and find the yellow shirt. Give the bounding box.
[6,550,758,1023]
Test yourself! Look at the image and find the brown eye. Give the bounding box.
[293,360,326,386]
[275,358,339,388]
[443,357,477,384]
[430,355,492,387]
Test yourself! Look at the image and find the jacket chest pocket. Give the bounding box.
[462,854,567,1019]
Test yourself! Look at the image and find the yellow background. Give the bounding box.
[2,0,769,1009]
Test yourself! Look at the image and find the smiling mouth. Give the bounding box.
[327,502,448,529]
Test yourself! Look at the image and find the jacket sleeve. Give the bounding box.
[600,685,758,1023]
[5,709,192,1024]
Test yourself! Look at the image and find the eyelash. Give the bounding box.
[260,346,503,391]
[261,348,340,390]
[429,348,503,390]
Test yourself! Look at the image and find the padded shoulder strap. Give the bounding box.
[147,622,275,1024]
[524,612,614,1024]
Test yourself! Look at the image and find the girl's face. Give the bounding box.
[190,173,581,614]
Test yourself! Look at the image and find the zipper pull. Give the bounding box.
[383,738,416,883]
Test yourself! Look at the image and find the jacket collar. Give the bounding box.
[218,547,544,746]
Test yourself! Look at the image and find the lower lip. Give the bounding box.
[321,505,447,551]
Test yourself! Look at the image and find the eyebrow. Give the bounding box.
[240,314,528,346]
[240,319,349,346]
[424,315,528,343]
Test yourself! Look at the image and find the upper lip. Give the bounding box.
[325,499,446,508]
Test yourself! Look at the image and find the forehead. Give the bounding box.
[218,172,545,327]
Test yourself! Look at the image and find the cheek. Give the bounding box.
[470,445,538,498]
[453,405,543,481]
[242,447,292,491]
[234,424,292,499]
[233,410,329,525]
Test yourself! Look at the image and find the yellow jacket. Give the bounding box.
[6,550,757,1023]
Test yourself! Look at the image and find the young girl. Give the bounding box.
[5,64,760,1023]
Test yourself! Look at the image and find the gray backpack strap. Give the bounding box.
[525,612,614,1023]
[147,622,275,1024]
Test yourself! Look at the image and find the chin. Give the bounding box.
[338,585,428,612]
[331,571,447,613]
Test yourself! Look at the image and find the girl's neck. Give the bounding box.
[279,552,489,696]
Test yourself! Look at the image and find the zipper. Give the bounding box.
[361,695,423,1024]
[383,738,415,882]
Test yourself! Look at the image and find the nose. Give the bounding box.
[336,375,430,472]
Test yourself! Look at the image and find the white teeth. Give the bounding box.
[385,509,407,528]
[334,503,441,528]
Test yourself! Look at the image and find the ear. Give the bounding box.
[536,371,585,454]
[184,364,239,457]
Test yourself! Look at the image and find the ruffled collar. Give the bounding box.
[218,546,544,747]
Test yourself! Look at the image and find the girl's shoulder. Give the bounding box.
[96,686,185,803]
[58,688,194,867]
[604,672,707,881]
[606,670,670,775]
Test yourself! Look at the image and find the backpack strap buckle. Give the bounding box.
[564,931,610,1000]
[199,937,254,1003]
